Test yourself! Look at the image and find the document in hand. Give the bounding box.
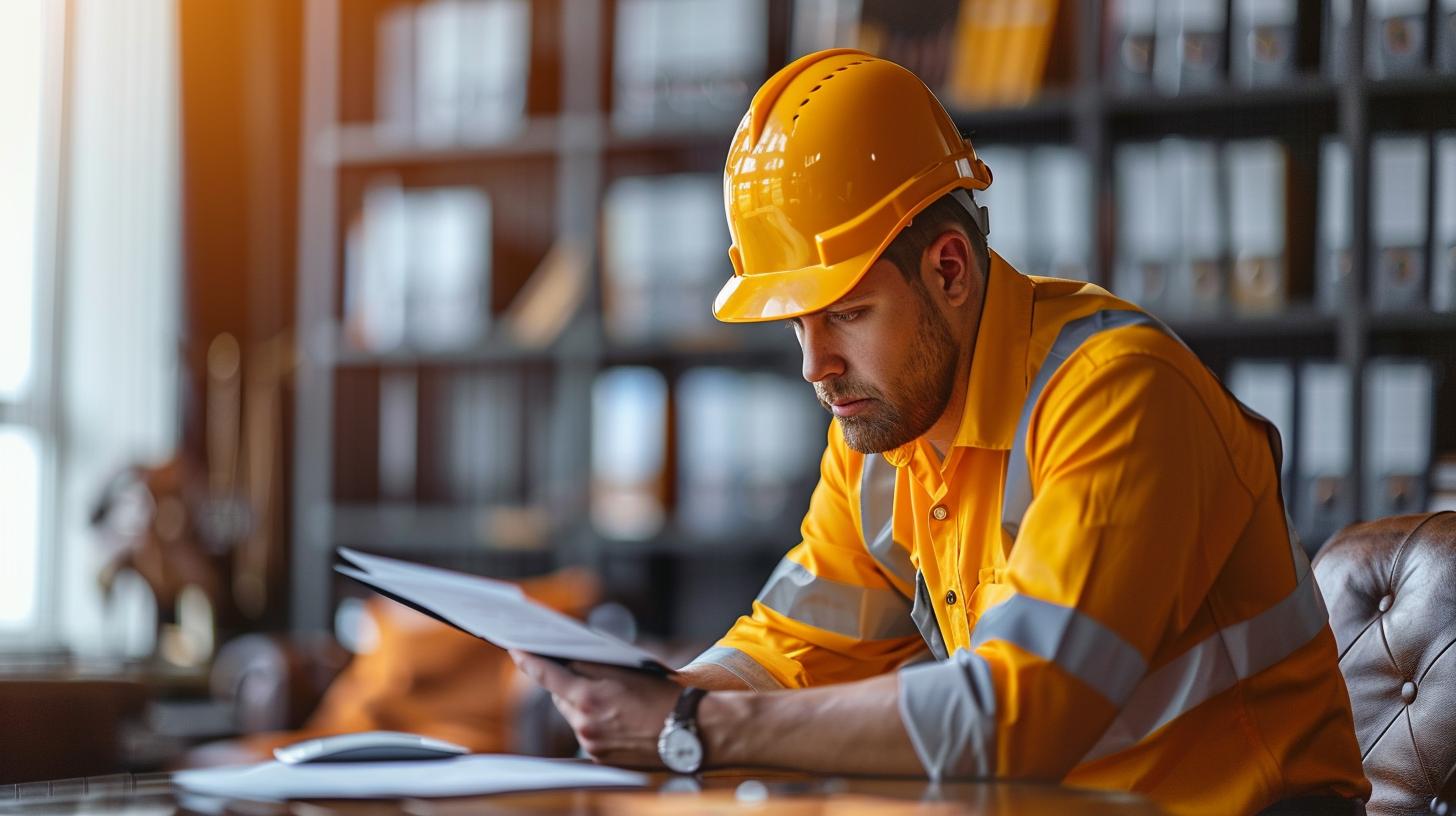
[173,754,648,800]
[335,547,674,674]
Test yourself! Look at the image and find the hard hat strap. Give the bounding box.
[949,188,990,240]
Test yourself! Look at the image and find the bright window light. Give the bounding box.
[0,0,45,402]
[0,426,41,626]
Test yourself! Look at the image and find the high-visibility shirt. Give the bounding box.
[686,253,1370,816]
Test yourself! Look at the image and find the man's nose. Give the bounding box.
[798,322,845,384]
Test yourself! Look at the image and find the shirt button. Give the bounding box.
[945,590,957,605]
[931,505,948,521]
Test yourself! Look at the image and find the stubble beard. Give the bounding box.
[816,290,960,455]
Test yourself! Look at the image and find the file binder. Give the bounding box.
[1371,135,1430,312]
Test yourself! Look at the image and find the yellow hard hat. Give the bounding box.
[713,48,993,323]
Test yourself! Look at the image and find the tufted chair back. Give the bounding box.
[1313,512,1456,816]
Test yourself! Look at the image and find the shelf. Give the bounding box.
[1369,310,1456,334]
[317,118,569,167]
[330,503,554,553]
[1167,308,1338,341]
[605,123,738,156]
[602,324,799,367]
[328,330,572,368]
[1366,74,1456,101]
[1106,78,1339,139]
[951,91,1077,143]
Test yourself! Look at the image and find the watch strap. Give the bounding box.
[670,686,709,726]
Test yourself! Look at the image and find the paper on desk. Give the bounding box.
[173,754,648,801]
[336,548,672,673]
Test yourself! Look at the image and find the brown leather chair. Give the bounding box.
[1313,511,1456,815]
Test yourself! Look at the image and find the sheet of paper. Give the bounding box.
[173,754,648,801]
[339,547,525,599]
[336,549,671,672]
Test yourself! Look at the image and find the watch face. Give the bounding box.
[659,725,703,774]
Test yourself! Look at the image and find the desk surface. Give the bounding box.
[0,768,1167,815]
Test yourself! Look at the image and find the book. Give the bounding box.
[1433,133,1456,311]
[1029,145,1093,281]
[1363,359,1436,518]
[1298,362,1355,548]
[1368,0,1430,79]
[1231,0,1299,87]
[1165,139,1226,315]
[976,145,1032,272]
[1225,139,1289,314]
[613,0,766,133]
[1114,142,1176,311]
[1155,0,1227,95]
[1440,0,1456,72]
[1318,139,1352,313]
[591,367,668,540]
[1371,134,1430,312]
[1109,0,1159,93]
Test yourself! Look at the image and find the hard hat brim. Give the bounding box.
[711,241,883,324]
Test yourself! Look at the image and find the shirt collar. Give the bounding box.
[882,251,1033,467]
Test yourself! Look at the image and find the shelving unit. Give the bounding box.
[292,0,1456,638]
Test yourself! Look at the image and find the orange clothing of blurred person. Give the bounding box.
[509,49,1370,816]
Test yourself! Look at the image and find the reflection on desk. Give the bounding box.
[0,767,1167,815]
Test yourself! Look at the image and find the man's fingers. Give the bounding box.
[566,661,639,682]
[511,651,583,697]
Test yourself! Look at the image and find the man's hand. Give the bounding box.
[509,650,683,768]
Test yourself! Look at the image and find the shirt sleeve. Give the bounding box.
[684,422,930,690]
[898,341,1268,779]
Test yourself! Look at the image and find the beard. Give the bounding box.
[815,288,960,454]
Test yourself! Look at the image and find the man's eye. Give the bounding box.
[829,309,863,323]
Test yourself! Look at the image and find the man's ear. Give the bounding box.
[921,228,976,307]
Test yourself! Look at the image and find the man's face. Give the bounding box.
[789,259,960,454]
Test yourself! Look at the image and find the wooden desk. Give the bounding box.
[0,767,1167,815]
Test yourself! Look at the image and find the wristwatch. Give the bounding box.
[657,686,709,774]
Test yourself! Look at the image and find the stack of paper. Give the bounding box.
[336,548,672,673]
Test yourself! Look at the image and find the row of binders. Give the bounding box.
[375,0,768,139]
[792,0,1066,109]
[344,180,491,352]
[591,366,824,542]
[1113,139,1294,315]
[371,0,1069,142]
[1321,133,1456,312]
[1100,133,1456,317]
[1226,358,1441,549]
[339,130,1456,353]
[375,0,531,144]
[601,175,729,343]
[332,369,535,506]
[1110,0,1456,95]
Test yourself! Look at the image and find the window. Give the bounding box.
[0,0,61,639]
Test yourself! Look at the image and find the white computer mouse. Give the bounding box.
[273,731,470,764]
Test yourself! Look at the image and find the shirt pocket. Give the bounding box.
[968,566,1014,625]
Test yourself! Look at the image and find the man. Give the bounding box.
[511,48,1369,816]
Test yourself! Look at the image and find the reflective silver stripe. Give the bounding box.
[1079,567,1329,764]
[1002,309,1163,539]
[910,571,950,661]
[970,594,1147,706]
[898,647,998,780]
[859,453,916,589]
[682,646,783,692]
[756,558,919,641]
